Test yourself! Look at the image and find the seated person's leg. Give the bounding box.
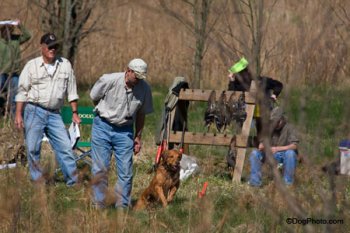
[282,150,297,185]
[273,151,284,169]
[249,149,264,186]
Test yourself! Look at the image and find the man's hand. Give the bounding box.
[134,136,142,154]
[271,94,277,101]
[271,144,297,154]
[14,103,24,129]
[258,142,264,151]
[69,101,81,124]
[15,115,24,129]
[228,73,235,82]
[72,112,81,124]
[271,146,280,154]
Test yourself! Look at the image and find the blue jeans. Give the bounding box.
[24,104,78,186]
[249,149,297,186]
[0,73,19,117]
[91,116,134,208]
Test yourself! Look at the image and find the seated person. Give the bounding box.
[248,106,299,186]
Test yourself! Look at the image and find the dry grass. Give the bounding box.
[0,0,349,89]
[0,119,349,232]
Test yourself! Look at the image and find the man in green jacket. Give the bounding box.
[0,19,31,117]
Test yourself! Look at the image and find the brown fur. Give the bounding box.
[134,149,182,210]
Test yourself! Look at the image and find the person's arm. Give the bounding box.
[15,102,25,129]
[69,100,81,124]
[16,20,31,44]
[65,60,81,123]
[134,110,145,154]
[271,123,299,154]
[90,75,110,106]
[134,83,153,153]
[271,143,297,154]
[267,78,283,98]
[14,61,31,129]
[258,142,265,151]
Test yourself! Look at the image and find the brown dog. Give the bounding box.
[134,149,182,210]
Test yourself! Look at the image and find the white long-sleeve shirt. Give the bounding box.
[16,56,79,110]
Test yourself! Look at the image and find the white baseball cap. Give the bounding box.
[128,58,147,79]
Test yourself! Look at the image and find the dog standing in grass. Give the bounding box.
[134,149,182,210]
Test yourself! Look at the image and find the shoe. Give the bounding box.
[277,163,283,170]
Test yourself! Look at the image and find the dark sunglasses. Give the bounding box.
[48,44,59,50]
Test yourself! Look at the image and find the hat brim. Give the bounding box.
[228,65,247,74]
[228,57,249,74]
[270,107,284,121]
[134,71,147,80]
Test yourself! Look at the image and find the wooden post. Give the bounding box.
[233,81,256,182]
[232,104,255,182]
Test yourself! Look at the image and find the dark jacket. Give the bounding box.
[228,75,283,98]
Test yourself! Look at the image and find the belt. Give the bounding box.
[96,113,110,123]
[96,113,132,128]
[28,102,60,113]
[0,72,19,76]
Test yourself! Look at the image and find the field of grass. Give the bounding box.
[1,85,350,232]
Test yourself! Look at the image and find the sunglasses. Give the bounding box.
[47,44,59,50]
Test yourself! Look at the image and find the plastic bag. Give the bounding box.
[180,153,200,181]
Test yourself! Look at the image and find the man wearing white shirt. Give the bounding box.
[15,33,81,186]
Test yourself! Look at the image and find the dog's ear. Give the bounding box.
[161,150,169,162]
[178,150,182,160]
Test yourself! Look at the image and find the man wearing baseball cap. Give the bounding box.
[90,58,153,208]
[15,32,81,187]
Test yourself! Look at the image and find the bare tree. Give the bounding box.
[328,0,350,79]
[216,0,279,76]
[30,0,104,65]
[159,0,218,89]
